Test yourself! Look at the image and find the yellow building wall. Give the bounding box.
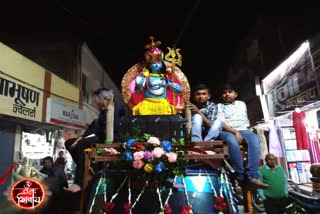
[0,42,81,121]
[50,74,79,106]
[0,42,45,122]
[0,43,45,88]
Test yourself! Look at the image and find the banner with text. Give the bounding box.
[262,42,319,118]
[0,73,43,121]
[46,98,86,129]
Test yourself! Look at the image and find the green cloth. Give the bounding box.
[259,165,288,199]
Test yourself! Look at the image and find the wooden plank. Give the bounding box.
[90,154,226,163]
[183,154,225,160]
[92,143,122,148]
[89,140,229,162]
[91,155,120,162]
[187,141,224,147]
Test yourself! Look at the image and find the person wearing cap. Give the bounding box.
[64,88,125,192]
[217,83,269,189]
[132,36,182,115]
[189,83,223,142]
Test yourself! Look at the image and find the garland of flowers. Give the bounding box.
[113,129,187,188]
[101,176,128,213]
[97,127,188,213]
[203,169,227,214]
[203,169,218,197]
[222,169,237,213]
[156,187,164,211]
[129,176,149,212]
[181,176,192,214]
[89,173,105,213]
[125,179,132,214]
[157,175,177,214]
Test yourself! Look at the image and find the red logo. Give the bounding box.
[11,179,45,209]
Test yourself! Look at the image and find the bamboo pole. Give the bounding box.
[185,101,192,139]
[105,95,114,144]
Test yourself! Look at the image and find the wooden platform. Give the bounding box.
[80,140,229,214]
[89,140,228,162]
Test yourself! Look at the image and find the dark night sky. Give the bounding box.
[1,1,308,91]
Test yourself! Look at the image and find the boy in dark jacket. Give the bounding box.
[64,88,125,192]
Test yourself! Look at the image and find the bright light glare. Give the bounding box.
[189,176,207,192]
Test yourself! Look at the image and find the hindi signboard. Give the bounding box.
[0,73,43,121]
[262,41,319,118]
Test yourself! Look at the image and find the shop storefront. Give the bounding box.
[258,40,320,189]
[46,97,86,175]
[0,42,86,201]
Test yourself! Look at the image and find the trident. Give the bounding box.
[165,47,182,111]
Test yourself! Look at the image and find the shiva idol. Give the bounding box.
[132,36,182,115]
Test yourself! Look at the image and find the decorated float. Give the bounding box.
[81,37,240,214]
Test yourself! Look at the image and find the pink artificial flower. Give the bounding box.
[132,160,145,169]
[104,148,120,155]
[152,147,164,158]
[166,152,177,163]
[147,136,160,145]
[133,151,145,160]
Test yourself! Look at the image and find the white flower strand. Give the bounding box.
[128,178,132,214]
[89,174,104,214]
[128,178,131,204]
[182,177,193,214]
[203,169,218,197]
[104,175,107,204]
[164,176,176,205]
[157,187,164,212]
[110,176,128,202]
[130,177,150,211]
[217,172,225,214]
[223,170,237,213]
[157,176,177,214]
[219,172,224,197]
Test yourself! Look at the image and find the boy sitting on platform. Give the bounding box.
[189,83,223,142]
[64,88,125,192]
[217,83,269,189]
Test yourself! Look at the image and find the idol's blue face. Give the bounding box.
[149,62,163,73]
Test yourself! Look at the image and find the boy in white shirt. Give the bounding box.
[217,83,269,189]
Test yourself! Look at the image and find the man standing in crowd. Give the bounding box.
[40,156,68,214]
[54,150,67,169]
[217,83,269,189]
[259,153,289,214]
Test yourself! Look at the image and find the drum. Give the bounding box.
[86,169,238,214]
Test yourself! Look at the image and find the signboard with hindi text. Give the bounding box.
[262,41,320,118]
[0,73,43,121]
